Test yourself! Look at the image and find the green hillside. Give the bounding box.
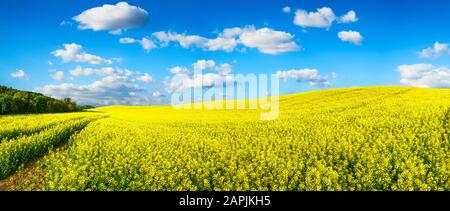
[0,85,93,115]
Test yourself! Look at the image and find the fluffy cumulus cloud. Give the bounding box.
[419,42,449,58]
[294,7,336,28]
[40,64,156,105]
[10,69,28,80]
[38,75,150,106]
[192,59,216,71]
[276,68,336,87]
[338,10,358,23]
[73,2,149,34]
[191,60,233,75]
[152,31,208,49]
[294,7,358,28]
[135,73,153,83]
[397,64,450,88]
[140,38,157,52]
[51,71,65,81]
[282,6,291,13]
[52,43,116,65]
[215,64,233,75]
[69,65,153,82]
[69,66,135,77]
[338,30,363,45]
[239,27,300,54]
[165,59,235,92]
[120,37,156,52]
[169,66,191,75]
[146,25,300,55]
[204,36,239,52]
[165,73,235,93]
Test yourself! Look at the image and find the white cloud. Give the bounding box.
[165,73,235,93]
[294,7,336,28]
[151,26,300,55]
[192,60,216,71]
[135,73,153,83]
[204,37,239,52]
[52,43,115,65]
[73,2,149,34]
[48,61,54,66]
[419,42,449,58]
[170,66,191,75]
[294,7,358,29]
[51,71,65,81]
[119,37,137,44]
[140,38,156,52]
[38,75,150,106]
[151,31,171,46]
[397,64,450,88]
[152,91,163,97]
[165,60,235,92]
[169,60,233,75]
[215,63,232,75]
[69,66,135,77]
[10,69,28,80]
[238,27,300,54]
[40,65,157,105]
[191,59,233,75]
[338,30,363,45]
[276,68,334,87]
[119,37,158,52]
[69,66,96,77]
[338,10,358,23]
[282,6,291,13]
[220,27,244,38]
[152,31,208,48]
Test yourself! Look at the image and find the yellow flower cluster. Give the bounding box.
[0,112,91,141]
[0,113,102,179]
[2,86,450,190]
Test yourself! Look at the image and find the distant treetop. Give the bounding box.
[0,85,94,115]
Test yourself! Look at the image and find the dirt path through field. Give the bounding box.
[0,157,44,190]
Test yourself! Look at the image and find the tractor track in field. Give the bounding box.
[443,107,450,141]
[0,116,105,191]
[0,117,85,143]
[0,155,44,191]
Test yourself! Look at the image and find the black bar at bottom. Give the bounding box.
[0,191,446,209]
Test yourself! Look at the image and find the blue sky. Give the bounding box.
[1,0,450,105]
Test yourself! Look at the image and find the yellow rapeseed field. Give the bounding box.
[1,86,449,190]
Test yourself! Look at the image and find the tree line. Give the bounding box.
[0,85,94,115]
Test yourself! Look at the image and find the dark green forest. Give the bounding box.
[0,85,94,115]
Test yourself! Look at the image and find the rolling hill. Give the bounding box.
[1,86,449,191]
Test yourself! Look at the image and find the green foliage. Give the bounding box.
[0,85,94,115]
